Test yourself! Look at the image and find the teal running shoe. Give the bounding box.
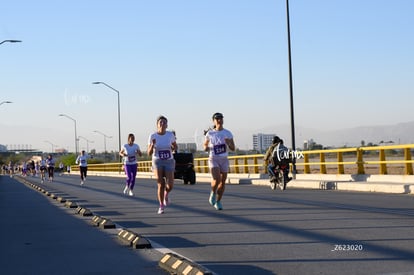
[214,201,223,210]
[209,191,216,206]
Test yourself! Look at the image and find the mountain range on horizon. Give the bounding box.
[250,120,414,148]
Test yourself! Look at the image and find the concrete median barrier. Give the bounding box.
[64,200,78,208]
[117,229,151,249]
[75,206,93,216]
[159,252,212,275]
[91,215,116,229]
[56,196,66,203]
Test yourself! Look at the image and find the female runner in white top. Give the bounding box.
[119,133,142,196]
[203,112,235,210]
[76,150,89,185]
[147,115,177,214]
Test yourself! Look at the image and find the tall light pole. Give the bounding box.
[0,40,22,45]
[0,101,12,107]
[78,136,94,153]
[92,82,121,162]
[59,114,78,155]
[93,130,112,154]
[286,0,297,178]
[44,140,58,153]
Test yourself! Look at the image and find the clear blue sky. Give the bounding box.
[1,0,413,152]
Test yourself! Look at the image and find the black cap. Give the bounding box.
[273,136,281,144]
[156,115,168,122]
[212,112,223,119]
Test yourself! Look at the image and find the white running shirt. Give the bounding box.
[148,131,176,160]
[76,155,89,167]
[205,128,233,157]
[122,143,140,165]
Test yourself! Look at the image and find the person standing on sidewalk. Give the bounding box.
[203,112,235,210]
[119,133,142,196]
[147,115,177,214]
[75,150,89,185]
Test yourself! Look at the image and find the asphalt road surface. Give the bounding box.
[3,173,414,275]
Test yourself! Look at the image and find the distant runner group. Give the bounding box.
[5,112,237,215]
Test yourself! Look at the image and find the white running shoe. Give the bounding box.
[157,206,164,214]
[163,191,170,206]
[123,186,129,194]
[128,189,134,196]
[80,180,84,186]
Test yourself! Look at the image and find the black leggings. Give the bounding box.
[80,166,88,180]
[47,167,54,178]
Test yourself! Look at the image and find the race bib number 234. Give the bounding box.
[213,144,226,155]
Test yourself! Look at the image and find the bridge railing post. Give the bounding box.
[337,152,344,174]
[379,149,387,175]
[357,148,365,174]
[404,148,413,175]
[320,152,326,174]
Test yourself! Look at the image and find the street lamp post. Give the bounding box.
[78,136,94,153]
[93,130,112,154]
[285,0,297,178]
[92,82,121,163]
[59,114,78,155]
[0,40,22,45]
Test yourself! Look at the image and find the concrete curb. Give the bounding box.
[249,178,414,194]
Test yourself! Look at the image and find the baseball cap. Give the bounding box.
[212,112,224,119]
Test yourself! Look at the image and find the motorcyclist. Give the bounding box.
[264,136,292,186]
[274,139,292,185]
[264,136,281,182]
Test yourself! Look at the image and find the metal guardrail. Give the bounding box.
[71,144,414,175]
[298,144,414,175]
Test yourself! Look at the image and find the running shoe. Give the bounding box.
[128,189,134,196]
[209,191,216,206]
[214,201,223,210]
[157,205,165,214]
[164,191,170,206]
[80,180,84,186]
[123,186,129,194]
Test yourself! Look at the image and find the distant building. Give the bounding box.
[303,139,316,150]
[0,144,42,156]
[253,133,275,152]
[0,144,7,152]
